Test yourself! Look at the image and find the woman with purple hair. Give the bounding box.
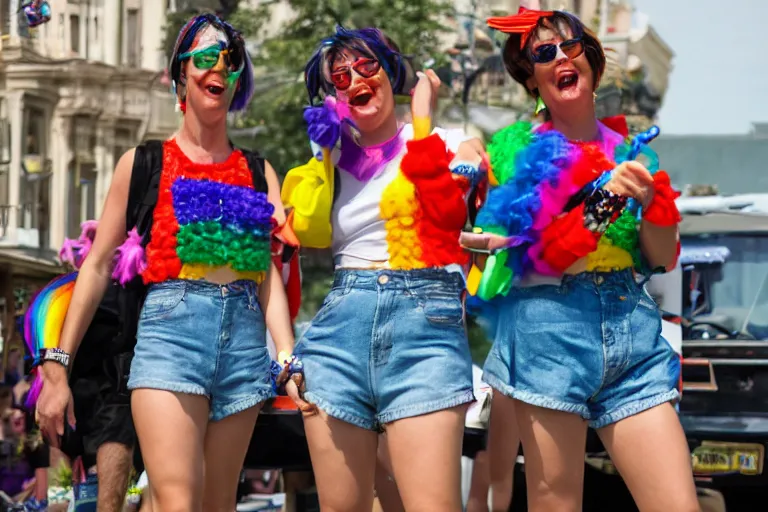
[281,26,488,511]
[35,13,302,510]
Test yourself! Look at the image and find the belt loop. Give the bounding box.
[343,271,355,294]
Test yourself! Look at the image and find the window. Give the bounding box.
[67,118,96,239]
[1,0,10,36]
[69,14,80,54]
[126,8,140,67]
[19,106,51,249]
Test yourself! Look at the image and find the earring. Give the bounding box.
[534,96,546,115]
[177,100,187,114]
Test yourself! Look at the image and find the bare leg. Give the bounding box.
[95,442,134,512]
[131,389,209,512]
[487,393,519,512]
[375,433,405,512]
[466,450,490,512]
[386,406,468,512]
[515,401,587,512]
[303,410,378,511]
[597,403,699,512]
[202,404,263,512]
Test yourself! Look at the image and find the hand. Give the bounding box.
[35,363,75,448]
[455,138,488,166]
[605,161,655,209]
[411,69,441,120]
[277,364,316,416]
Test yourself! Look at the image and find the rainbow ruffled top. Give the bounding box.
[142,140,274,284]
[282,124,470,270]
[476,116,655,283]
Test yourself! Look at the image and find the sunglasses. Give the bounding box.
[330,58,381,91]
[179,43,244,79]
[531,37,584,64]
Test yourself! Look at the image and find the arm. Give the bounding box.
[260,160,295,358]
[37,149,135,441]
[43,149,136,380]
[639,171,681,271]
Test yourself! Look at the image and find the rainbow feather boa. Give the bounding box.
[476,119,657,283]
[23,221,146,408]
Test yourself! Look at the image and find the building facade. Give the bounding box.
[0,0,179,366]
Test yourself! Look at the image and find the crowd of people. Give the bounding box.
[2,5,699,512]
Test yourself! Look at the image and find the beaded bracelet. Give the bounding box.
[270,353,305,396]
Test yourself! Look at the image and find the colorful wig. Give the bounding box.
[169,13,255,112]
[489,7,605,95]
[304,26,415,105]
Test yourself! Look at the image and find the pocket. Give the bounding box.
[636,285,659,311]
[423,293,465,326]
[140,285,185,322]
[310,288,346,325]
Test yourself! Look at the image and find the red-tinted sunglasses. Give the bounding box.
[330,58,381,90]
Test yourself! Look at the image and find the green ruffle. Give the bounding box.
[487,121,534,185]
[176,222,272,273]
[603,210,641,269]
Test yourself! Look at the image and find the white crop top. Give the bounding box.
[323,123,471,268]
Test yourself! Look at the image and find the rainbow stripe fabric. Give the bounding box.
[23,272,77,408]
[171,179,274,281]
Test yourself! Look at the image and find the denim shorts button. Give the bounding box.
[378,275,389,285]
[595,276,604,285]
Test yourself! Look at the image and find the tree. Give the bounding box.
[232,0,454,175]
[161,1,250,64]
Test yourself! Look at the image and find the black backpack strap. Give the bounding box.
[239,147,268,193]
[126,140,164,243]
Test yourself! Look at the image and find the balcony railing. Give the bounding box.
[0,203,49,249]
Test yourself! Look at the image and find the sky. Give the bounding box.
[632,0,768,135]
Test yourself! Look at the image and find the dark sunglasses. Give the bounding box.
[330,58,381,90]
[531,37,584,64]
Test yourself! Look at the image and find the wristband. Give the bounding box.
[41,348,70,369]
[270,353,305,396]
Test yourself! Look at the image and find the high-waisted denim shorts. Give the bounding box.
[128,279,274,421]
[483,269,680,429]
[295,268,475,430]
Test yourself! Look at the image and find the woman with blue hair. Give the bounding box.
[35,13,302,511]
[281,26,488,511]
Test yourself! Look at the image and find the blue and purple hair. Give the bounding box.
[304,26,414,106]
[170,13,255,112]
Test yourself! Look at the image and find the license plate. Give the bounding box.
[692,441,764,476]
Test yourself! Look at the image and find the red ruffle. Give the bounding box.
[537,205,601,273]
[600,116,629,137]
[642,171,681,227]
[400,134,469,267]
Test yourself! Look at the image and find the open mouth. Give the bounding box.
[349,92,373,106]
[206,84,225,95]
[557,72,578,90]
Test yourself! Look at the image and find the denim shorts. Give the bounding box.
[295,268,475,430]
[128,280,274,421]
[483,269,680,429]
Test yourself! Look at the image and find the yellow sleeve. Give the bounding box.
[281,151,334,249]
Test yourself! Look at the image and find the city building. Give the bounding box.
[655,123,768,196]
[0,0,179,365]
[443,0,674,136]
